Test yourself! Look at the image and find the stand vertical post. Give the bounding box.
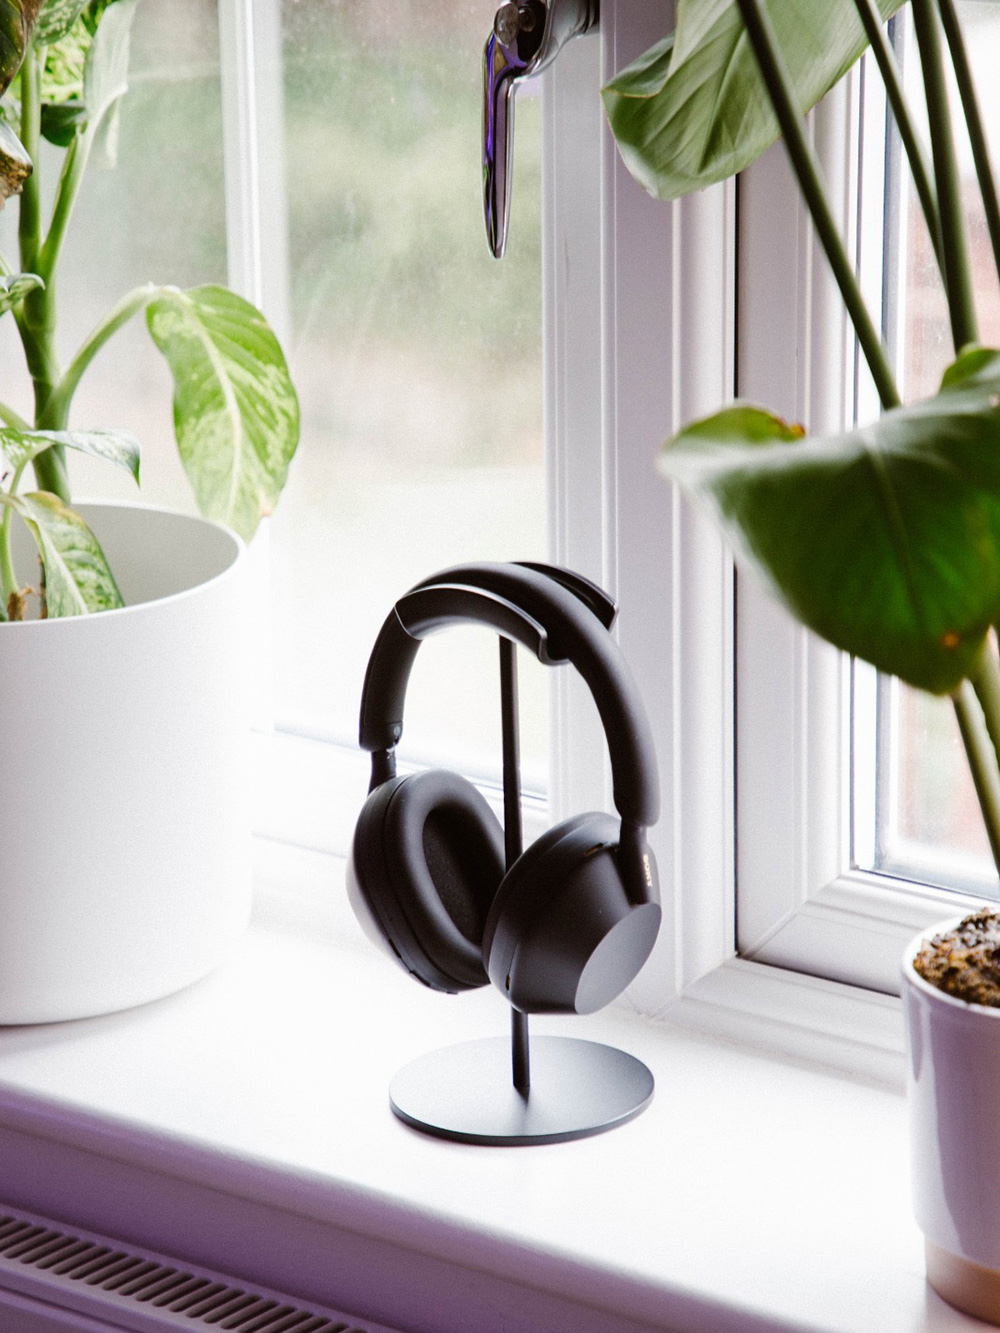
[499,636,530,1095]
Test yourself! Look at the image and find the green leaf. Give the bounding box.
[39,96,84,143]
[33,0,89,46]
[1,490,123,614]
[602,0,906,200]
[0,0,38,98]
[0,269,42,314]
[0,116,30,204]
[0,424,139,478]
[79,0,134,168]
[146,285,300,541]
[39,12,89,101]
[659,349,1000,695]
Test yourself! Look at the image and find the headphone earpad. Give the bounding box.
[483,812,661,1015]
[350,769,505,992]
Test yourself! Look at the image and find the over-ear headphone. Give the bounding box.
[347,562,661,1015]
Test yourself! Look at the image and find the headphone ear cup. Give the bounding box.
[483,812,661,1014]
[350,770,505,992]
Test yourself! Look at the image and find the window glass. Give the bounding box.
[271,0,548,785]
[860,2,1000,893]
[0,0,548,789]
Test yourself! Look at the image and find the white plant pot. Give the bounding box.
[902,921,1000,1325]
[0,502,252,1024]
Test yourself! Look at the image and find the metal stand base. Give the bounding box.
[389,1036,654,1145]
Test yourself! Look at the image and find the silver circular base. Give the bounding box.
[389,1036,654,1145]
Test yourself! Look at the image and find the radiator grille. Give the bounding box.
[0,1208,392,1333]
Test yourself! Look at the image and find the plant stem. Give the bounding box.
[910,0,978,351]
[0,532,16,614]
[36,133,87,286]
[952,678,1000,878]
[733,0,901,410]
[14,48,68,501]
[852,0,944,278]
[17,49,41,275]
[45,284,162,431]
[970,636,1000,772]
[936,0,1000,293]
[0,460,29,616]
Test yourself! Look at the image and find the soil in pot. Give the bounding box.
[913,909,1000,1007]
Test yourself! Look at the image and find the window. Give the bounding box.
[10,0,995,1041]
[735,3,1000,1001]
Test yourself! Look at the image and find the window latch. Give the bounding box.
[482,0,598,258]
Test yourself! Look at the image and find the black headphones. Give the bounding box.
[347,562,661,1015]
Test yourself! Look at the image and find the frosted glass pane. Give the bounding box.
[868,3,1000,891]
[271,0,547,783]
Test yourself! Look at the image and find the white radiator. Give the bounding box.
[0,1204,407,1333]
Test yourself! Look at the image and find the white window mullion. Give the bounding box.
[549,0,736,1011]
[217,0,292,735]
[217,0,290,329]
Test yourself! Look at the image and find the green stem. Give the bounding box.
[910,0,978,351]
[970,638,1000,774]
[936,0,1000,294]
[952,679,1000,878]
[0,457,30,613]
[17,48,41,276]
[733,0,901,410]
[45,284,161,431]
[852,0,945,279]
[0,526,16,615]
[13,47,67,501]
[36,133,88,286]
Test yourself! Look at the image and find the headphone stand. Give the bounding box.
[388,638,654,1146]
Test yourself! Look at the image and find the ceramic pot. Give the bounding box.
[902,920,1000,1325]
[0,502,251,1023]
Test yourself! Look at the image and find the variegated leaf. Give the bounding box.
[0,117,30,205]
[146,285,300,541]
[2,489,124,615]
[0,424,139,477]
[0,270,42,314]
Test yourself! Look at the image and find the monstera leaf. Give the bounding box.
[659,348,1000,695]
[603,0,906,200]
[146,286,300,541]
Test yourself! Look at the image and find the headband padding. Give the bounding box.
[360,562,660,827]
[381,770,504,990]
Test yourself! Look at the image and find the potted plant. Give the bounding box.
[0,0,298,1022]
[604,0,1000,1321]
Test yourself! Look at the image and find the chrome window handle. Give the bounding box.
[482,0,598,258]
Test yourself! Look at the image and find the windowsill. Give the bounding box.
[0,840,979,1333]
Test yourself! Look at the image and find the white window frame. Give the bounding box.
[219,0,975,1071]
[734,46,988,1002]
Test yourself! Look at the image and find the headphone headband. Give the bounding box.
[358,562,659,827]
